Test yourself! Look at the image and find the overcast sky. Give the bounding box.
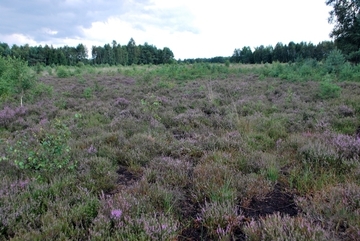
[0,0,334,59]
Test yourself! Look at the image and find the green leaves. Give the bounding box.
[325,49,346,75]
[6,119,74,175]
[318,77,341,99]
[326,0,360,61]
[0,56,37,105]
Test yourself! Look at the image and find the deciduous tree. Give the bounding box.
[326,0,360,62]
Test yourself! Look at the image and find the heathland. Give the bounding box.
[1,55,360,240]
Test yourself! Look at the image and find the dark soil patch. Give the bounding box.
[242,183,298,219]
[173,129,191,140]
[178,187,207,241]
[107,166,142,195]
[179,224,208,241]
[116,166,141,186]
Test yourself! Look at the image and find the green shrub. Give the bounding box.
[56,66,70,78]
[29,82,53,100]
[224,60,230,67]
[325,49,346,76]
[6,119,74,176]
[318,77,341,99]
[0,56,36,105]
[83,87,93,99]
[35,62,44,74]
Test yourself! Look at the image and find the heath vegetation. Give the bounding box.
[0,52,360,240]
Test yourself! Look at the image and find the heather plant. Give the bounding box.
[146,157,192,188]
[296,183,360,240]
[298,132,359,171]
[79,156,118,193]
[243,213,332,241]
[0,175,100,240]
[0,106,27,130]
[144,183,183,215]
[197,200,243,239]
[91,192,179,240]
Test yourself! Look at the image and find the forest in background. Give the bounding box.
[0,39,340,66]
[0,38,175,66]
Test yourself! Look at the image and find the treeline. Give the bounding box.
[178,41,337,65]
[230,41,336,64]
[0,38,174,66]
[182,56,230,64]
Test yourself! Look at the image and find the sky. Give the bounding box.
[0,0,334,60]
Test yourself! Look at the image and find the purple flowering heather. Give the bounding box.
[0,106,27,127]
[110,209,122,219]
[87,144,97,154]
[332,134,360,160]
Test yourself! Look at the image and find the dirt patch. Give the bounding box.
[116,166,141,186]
[106,166,142,195]
[179,225,208,241]
[178,187,206,241]
[172,129,189,140]
[242,183,298,219]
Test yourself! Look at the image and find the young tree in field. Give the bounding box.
[0,56,36,106]
[326,0,360,62]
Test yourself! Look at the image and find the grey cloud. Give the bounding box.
[0,0,147,41]
[0,0,198,44]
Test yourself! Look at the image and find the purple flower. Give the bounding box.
[87,144,97,154]
[111,209,122,219]
[39,118,48,125]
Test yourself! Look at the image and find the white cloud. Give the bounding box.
[0,33,38,46]
[0,0,335,59]
[43,28,58,35]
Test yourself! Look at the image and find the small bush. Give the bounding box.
[6,119,74,175]
[83,87,93,99]
[325,49,346,76]
[296,183,360,240]
[56,66,70,78]
[243,213,331,241]
[318,78,341,99]
[0,56,36,104]
[197,201,243,239]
